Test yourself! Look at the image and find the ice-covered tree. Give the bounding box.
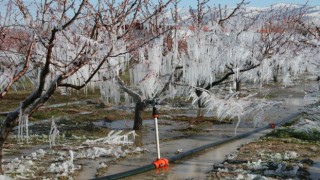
[114,37,178,130]
[176,3,310,110]
[173,0,251,110]
[0,0,172,173]
[108,14,180,130]
[298,15,320,84]
[167,1,320,133]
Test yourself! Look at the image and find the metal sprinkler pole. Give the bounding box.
[152,99,161,159]
[154,110,161,159]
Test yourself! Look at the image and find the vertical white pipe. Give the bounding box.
[154,117,161,160]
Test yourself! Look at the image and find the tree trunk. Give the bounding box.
[195,89,205,117]
[273,75,278,83]
[0,111,20,174]
[133,101,146,130]
[273,65,279,83]
[236,80,241,92]
[195,89,204,107]
[0,76,61,174]
[196,108,204,118]
[134,131,143,147]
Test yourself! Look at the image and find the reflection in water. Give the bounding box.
[93,119,156,130]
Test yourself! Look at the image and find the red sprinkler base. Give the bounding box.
[270,123,276,129]
[153,158,169,168]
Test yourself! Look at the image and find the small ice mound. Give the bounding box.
[284,151,298,160]
[247,159,263,170]
[85,147,114,159]
[48,150,75,175]
[245,174,268,180]
[98,162,108,169]
[226,151,238,160]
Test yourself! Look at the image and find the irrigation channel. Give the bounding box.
[85,83,319,180]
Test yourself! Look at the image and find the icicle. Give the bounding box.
[18,102,29,143]
[25,115,29,143]
[229,83,233,93]
[18,102,23,142]
[234,115,241,135]
[49,116,59,148]
[124,92,130,106]
[69,150,74,164]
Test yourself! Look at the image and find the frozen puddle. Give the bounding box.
[309,158,320,180]
[284,97,318,108]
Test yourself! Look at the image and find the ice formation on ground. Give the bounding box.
[3,130,143,179]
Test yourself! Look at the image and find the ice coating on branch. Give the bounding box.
[182,31,218,87]
[197,91,281,134]
[33,29,129,100]
[0,52,31,94]
[127,36,175,99]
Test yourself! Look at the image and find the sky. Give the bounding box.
[178,0,320,8]
[1,0,320,15]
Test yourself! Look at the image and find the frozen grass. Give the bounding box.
[2,130,144,179]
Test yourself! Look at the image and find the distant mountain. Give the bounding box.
[262,3,320,25]
[165,3,320,26]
